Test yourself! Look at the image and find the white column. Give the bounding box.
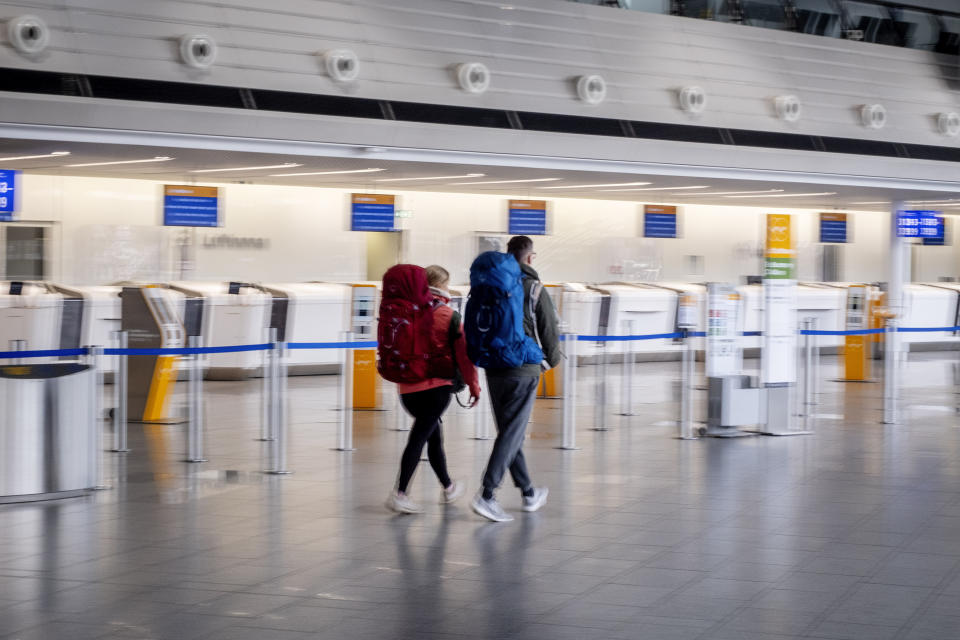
[885,202,908,424]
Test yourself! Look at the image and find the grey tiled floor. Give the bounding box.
[2,353,960,639]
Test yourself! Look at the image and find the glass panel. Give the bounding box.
[5,226,45,280]
[743,0,789,29]
[794,0,843,38]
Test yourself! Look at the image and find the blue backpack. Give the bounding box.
[464,251,544,369]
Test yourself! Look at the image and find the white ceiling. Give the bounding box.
[2,137,959,212]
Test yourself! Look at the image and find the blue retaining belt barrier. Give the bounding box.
[103,343,274,356]
[288,341,378,350]
[5,327,960,359]
[0,348,90,359]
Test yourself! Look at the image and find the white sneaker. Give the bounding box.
[521,487,549,513]
[386,491,422,514]
[441,480,465,504]
[471,492,514,523]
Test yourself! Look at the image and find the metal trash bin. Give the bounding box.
[0,362,96,503]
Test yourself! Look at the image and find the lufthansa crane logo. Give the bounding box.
[768,216,790,244]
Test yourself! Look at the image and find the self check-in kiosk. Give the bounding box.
[351,284,379,409]
[538,283,564,398]
[121,286,185,423]
[842,284,872,381]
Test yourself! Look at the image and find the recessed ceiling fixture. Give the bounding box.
[67,156,174,167]
[448,178,561,185]
[849,201,890,205]
[681,189,785,196]
[598,185,709,192]
[190,163,302,173]
[0,151,70,162]
[376,173,485,182]
[540,181,652,190]
[270,168,384,177]
[724,192,837,198]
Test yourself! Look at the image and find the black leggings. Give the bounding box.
[397,386,453,493]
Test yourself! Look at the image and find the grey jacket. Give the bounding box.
[486,262,563,378]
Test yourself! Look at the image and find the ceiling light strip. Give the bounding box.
[447,178,561,185]
[723,192,837,198]
[375,173,485,182]
[0,151,70,162]
[540,181,651,190]
[270,168,384,177]
[67,156,174,167]
[598,185,709,192]
[190,162,302,173]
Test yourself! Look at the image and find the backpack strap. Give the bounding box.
[528,279,544,351]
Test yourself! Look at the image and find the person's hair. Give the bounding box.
[425,264,450,288]
[507,235,534,261]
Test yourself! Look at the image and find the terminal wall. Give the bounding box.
[0,0,957,179]
[16,174,960,285]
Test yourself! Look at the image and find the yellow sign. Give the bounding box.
[765,214,793,256]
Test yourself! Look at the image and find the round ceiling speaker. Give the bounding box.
[576,75,607,105]
[457,62,490,94]
[774,95,802,122]
[679,86,707,114]
[323,49,360,83]
[179,34,217,69]
[861,103,887,130]
[937,112,960,137]
[7,15,50,56]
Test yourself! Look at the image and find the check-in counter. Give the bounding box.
[0,281,63,362]
[168,282,271,380]
[261,282,352,374]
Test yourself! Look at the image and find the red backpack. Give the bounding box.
[377,264,456,383]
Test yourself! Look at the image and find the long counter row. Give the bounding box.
[2,280,958,377]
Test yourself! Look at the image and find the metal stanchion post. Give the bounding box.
[9,339,25,365]
[112,331,130,453]
[593,338,609,431]
[559,333,578,449]
[679,329,698,440]
[801,318,814,427]
[186,335,207,463]
[883,318,898,424]
[87,345,108,490]
[619,320,635,416]
[335,331,355,451]
[472,371,493,440]
[268,340,292,474]
[393,384,410,431]
[258,328,273,441]
[813,318,821,404]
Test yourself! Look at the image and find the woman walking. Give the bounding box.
[382,264,480,514]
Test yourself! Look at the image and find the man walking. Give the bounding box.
[470,236,562,522]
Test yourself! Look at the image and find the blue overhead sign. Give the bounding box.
[923,216,947,246]
[508,200,547,236]
[0,170,20,222]
[644,205,678,239]
[897,210,942,240]
[163,185,220,227]
[351,193,395,232]
[820,213,848,243]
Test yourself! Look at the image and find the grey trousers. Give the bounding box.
[481,375,539,495]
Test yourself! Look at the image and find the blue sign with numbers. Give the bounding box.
[819,213,848,243]
[163,185,220,227]
[0,170,19,221]
[644,205,679,239]
[508,200,547,236]
[897,210,942,240]
[923,216,947,246]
